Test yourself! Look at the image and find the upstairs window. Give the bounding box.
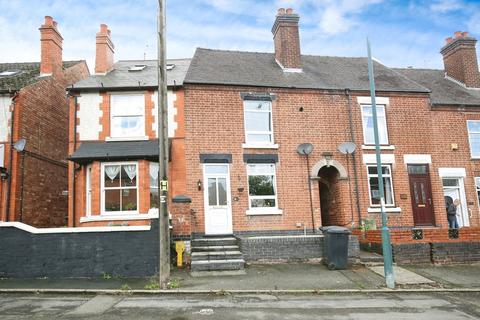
[110,94,145,138]
[244,100,273,145]
[361,104,388,145]
[467,121,480,158]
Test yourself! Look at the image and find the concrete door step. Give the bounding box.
[192,245,239,252]
[190,269,247,277]
[191,259,245,272]
[191,251,243,261]
[192,237,237,247]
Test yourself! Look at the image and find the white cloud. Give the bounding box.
[430,0,463,13]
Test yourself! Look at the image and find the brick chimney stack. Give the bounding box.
[95,24,115,74]
[441,31,480,88]
[39,16,63,77]
[272,8,302,70]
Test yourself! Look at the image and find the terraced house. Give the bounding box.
[177,9,480,269]
[67,24,190,227]
[0,16,88,227]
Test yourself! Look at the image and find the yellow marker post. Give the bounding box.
[175,241,186,267]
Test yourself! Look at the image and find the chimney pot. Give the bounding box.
[277,8,286,15]
[445,37,453,45]
[44,16,53,25]
[286,8,293,14]
[454,31,463,38]
[462,31,469,37]
[100,23,108,33]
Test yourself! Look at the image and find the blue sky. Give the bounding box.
[0,0,479,71]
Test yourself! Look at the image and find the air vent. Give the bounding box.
[128,65,147,72]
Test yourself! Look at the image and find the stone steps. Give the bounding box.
[190,236,245,272]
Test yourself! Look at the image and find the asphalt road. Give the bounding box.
[1,292,480,319]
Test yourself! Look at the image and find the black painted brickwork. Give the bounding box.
[0,220,159,278]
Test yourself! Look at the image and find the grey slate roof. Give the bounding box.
[0,61,83,93]
[69,140,159,163]
[394,68,480,106]
[184,48,429,93]
[72,59,191,91]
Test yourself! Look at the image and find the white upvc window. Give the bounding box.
[101,162,139,214]
[475,177,480,208]
[361,104,388,145]
[367,164,395,207]
[244,100,274,146]
[110,94,145,138]
[467,120,480,158]
[247,164,278,210]
[149,162,159,209]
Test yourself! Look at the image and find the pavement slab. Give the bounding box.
[368,265,436,285]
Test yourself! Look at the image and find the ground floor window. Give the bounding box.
[367,164,394,206]
[102,162,138,214]
[150,162,159,208]
[247,164,278,209]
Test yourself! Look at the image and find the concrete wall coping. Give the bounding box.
[239,234,324,240]
[0,222,151,234]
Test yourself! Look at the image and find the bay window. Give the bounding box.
[102,162,138,214]
[247,164,278,210]
[367,164,394,206]
[110,94,145,138]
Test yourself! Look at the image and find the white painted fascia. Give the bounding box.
[362,153,395,164]
[0,222,151,234]
[438,167,466,178]
[357,96,390,105]
[403,154,432,164]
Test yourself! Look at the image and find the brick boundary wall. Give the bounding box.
[357,227,480,264]
[238,235,359,263]
[0,220,159,278]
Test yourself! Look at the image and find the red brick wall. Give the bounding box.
[184,84,480,235]
[360,227,480,244]
[5,62,89,227]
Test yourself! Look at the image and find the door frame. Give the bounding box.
[442,177,470,227]
[203,163,233,235]
[407,164,435,226]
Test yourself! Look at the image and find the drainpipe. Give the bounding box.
[5,91,19,222]
[72,95,78,227]
[344,89,362,226]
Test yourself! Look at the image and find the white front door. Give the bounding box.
[204,164,232,235]
[442,178,470,227]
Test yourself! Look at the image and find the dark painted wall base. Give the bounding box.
[0,221,159,278]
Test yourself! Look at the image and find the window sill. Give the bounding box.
[362,145,395,150]
[242,143,279,149]
[367,207,401,213]
[106,136,149,142]
[80,212,158,223]
[246,209,283,216]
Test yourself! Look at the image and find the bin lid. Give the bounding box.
[323,226,351,234]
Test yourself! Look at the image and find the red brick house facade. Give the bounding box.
[0,16,89,227]
[67,24,189,227]
[180,9,480,237]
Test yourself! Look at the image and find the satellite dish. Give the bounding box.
[13,139,26,152]
[338,142,356,155]
[296,143,314,155]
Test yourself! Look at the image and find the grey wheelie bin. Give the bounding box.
[322,226,351,270]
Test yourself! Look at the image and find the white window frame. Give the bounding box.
[366,164,395,207]
[467,120,480,158]
[85,165,92,216]
[360,104,389,145]
[243,100,275,147]
[149,162,159,209]
[475,177,480,215]
[246,163,281,214]
[109,93,146,139]
[101,161,139,215]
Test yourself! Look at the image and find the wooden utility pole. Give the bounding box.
[157,0,170,288]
